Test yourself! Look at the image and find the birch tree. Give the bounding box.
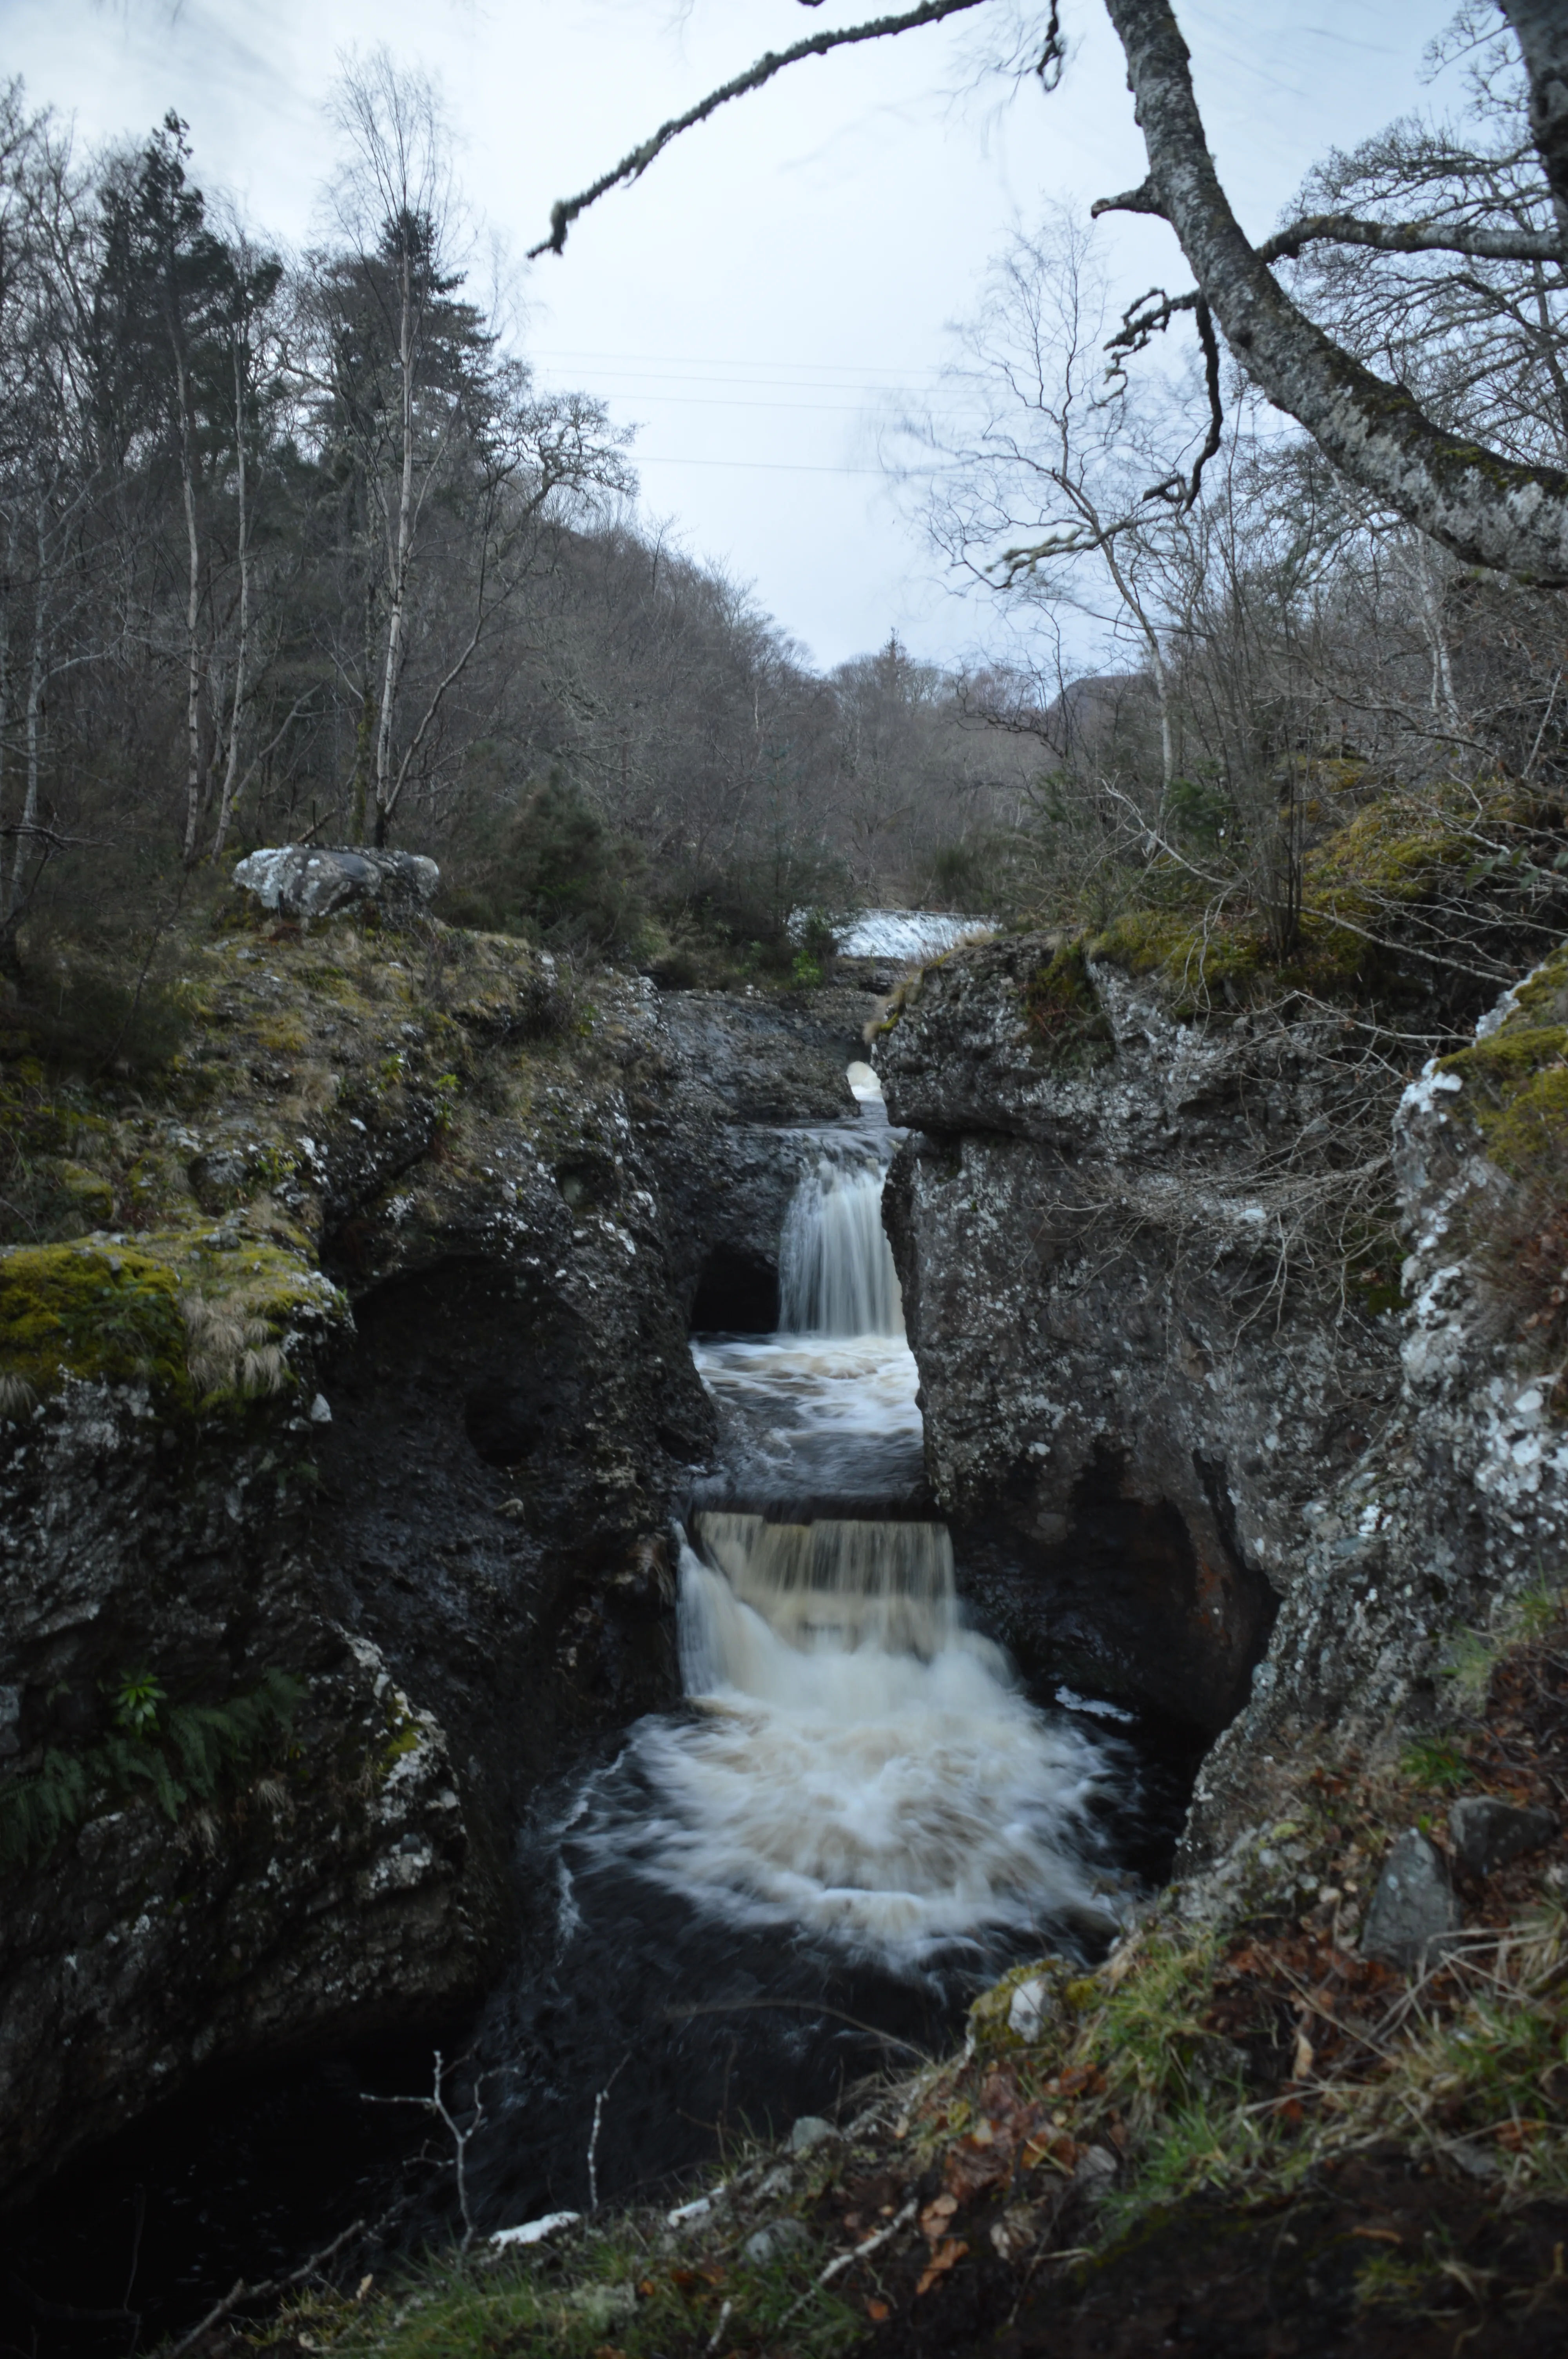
[533,0,1568,582]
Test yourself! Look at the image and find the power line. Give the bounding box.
[530,345,946,380]
[539,368,940,399]
[576,390,952,417]
[634,453,907,475]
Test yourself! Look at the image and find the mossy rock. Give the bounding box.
[1091,911,1273,1013]
[1439,1022,1568,1177]
[1020,941,1115,1068]
[0,1243,191,1409]
[54,1163,115,1225]
[968,1956,1085,2055]
[1306,799,1472,911]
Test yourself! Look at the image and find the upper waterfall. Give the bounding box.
[779,1157,903,1338]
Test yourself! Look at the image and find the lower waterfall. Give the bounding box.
[594,1516,1118,1965]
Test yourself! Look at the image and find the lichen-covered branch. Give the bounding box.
[527,0,991,260]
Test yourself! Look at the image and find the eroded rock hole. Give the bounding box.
[688,1243,779,1334]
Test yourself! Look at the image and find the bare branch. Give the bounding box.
[1103,0,1568,580]
[1259,209,1564,267]
[526,0,992,260]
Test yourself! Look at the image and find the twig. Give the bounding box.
[162,2216,365,2357]
[816,2194,920,2289]
[362,2049,490,2247]
[588,2053,629,2211]
[705,2295,734,2354]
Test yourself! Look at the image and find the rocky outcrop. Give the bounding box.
[233,843,440,920]
[876,928,1568,1845]
[0,919,715,2203]
[0,900,891,2205]
[876,934,1390,1736]
[1185,949,1568,1856]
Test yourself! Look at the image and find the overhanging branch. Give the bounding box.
[527,0,992,260]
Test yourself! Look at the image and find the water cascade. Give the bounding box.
[578,1145,1129,1975]
[779,1157,904,1338]
[606,1514,1118,1965]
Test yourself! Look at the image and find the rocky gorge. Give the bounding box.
[4,858,1568,2354]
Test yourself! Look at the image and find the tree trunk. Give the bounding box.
[211,338,251,862]
[176,349,204,864]
[5,549,46,928]
[1500,0,1568,254]
[1103,0,1568,582]
[374,243,417,842]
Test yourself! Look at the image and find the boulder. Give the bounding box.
[1449,1795,1558,1878]
[1361,1828,1461,1969]
[233,844,439,921]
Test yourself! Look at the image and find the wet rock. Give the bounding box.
[659,989,863,1124]
[789,2114,833,2154]
[646,982,886,1328]
[877,949,1375,1731]
[1360,1829,1461,1968]
[1450,1795,1558,1877]
[0,934,720,2206]
[875,930,1568,1856]
[233,843,439,920]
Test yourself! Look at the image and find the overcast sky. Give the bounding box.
[9,0,1464,673]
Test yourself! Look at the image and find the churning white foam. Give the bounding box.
[589,1524,1122,1971]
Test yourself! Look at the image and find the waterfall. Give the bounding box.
[581,1519,1121,1968]
[693,1510,956,1659]
[564,1110,1126,1986]
[779,1156,903,1338]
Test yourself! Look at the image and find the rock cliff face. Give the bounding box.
[0,921,743,2203]
[875,931,1568,1829]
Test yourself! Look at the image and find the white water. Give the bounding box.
[603,1132,1126,1972]
[779,1157,904,1338]
[836,909,995,961]
[595,1523,1118,1968]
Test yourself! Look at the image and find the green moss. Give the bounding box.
[0,1243,191,1407]
[1306,800,1471,910]
[1020,941,1115,1067]
[1091,910,1274,1014]
[1439,1025,1568,1177]
[1507,946,1568,1025]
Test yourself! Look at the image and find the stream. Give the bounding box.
[5,1077,1182,2350]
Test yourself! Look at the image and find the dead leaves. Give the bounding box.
[915,2236,970,2297]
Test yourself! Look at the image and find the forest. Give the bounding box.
[2,4,1565,1029]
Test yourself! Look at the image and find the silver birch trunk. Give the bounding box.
[374,245,417,847]
[211,337,251,861]
[177,350,203,864]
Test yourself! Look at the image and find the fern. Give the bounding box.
[0,1667,307,1869]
